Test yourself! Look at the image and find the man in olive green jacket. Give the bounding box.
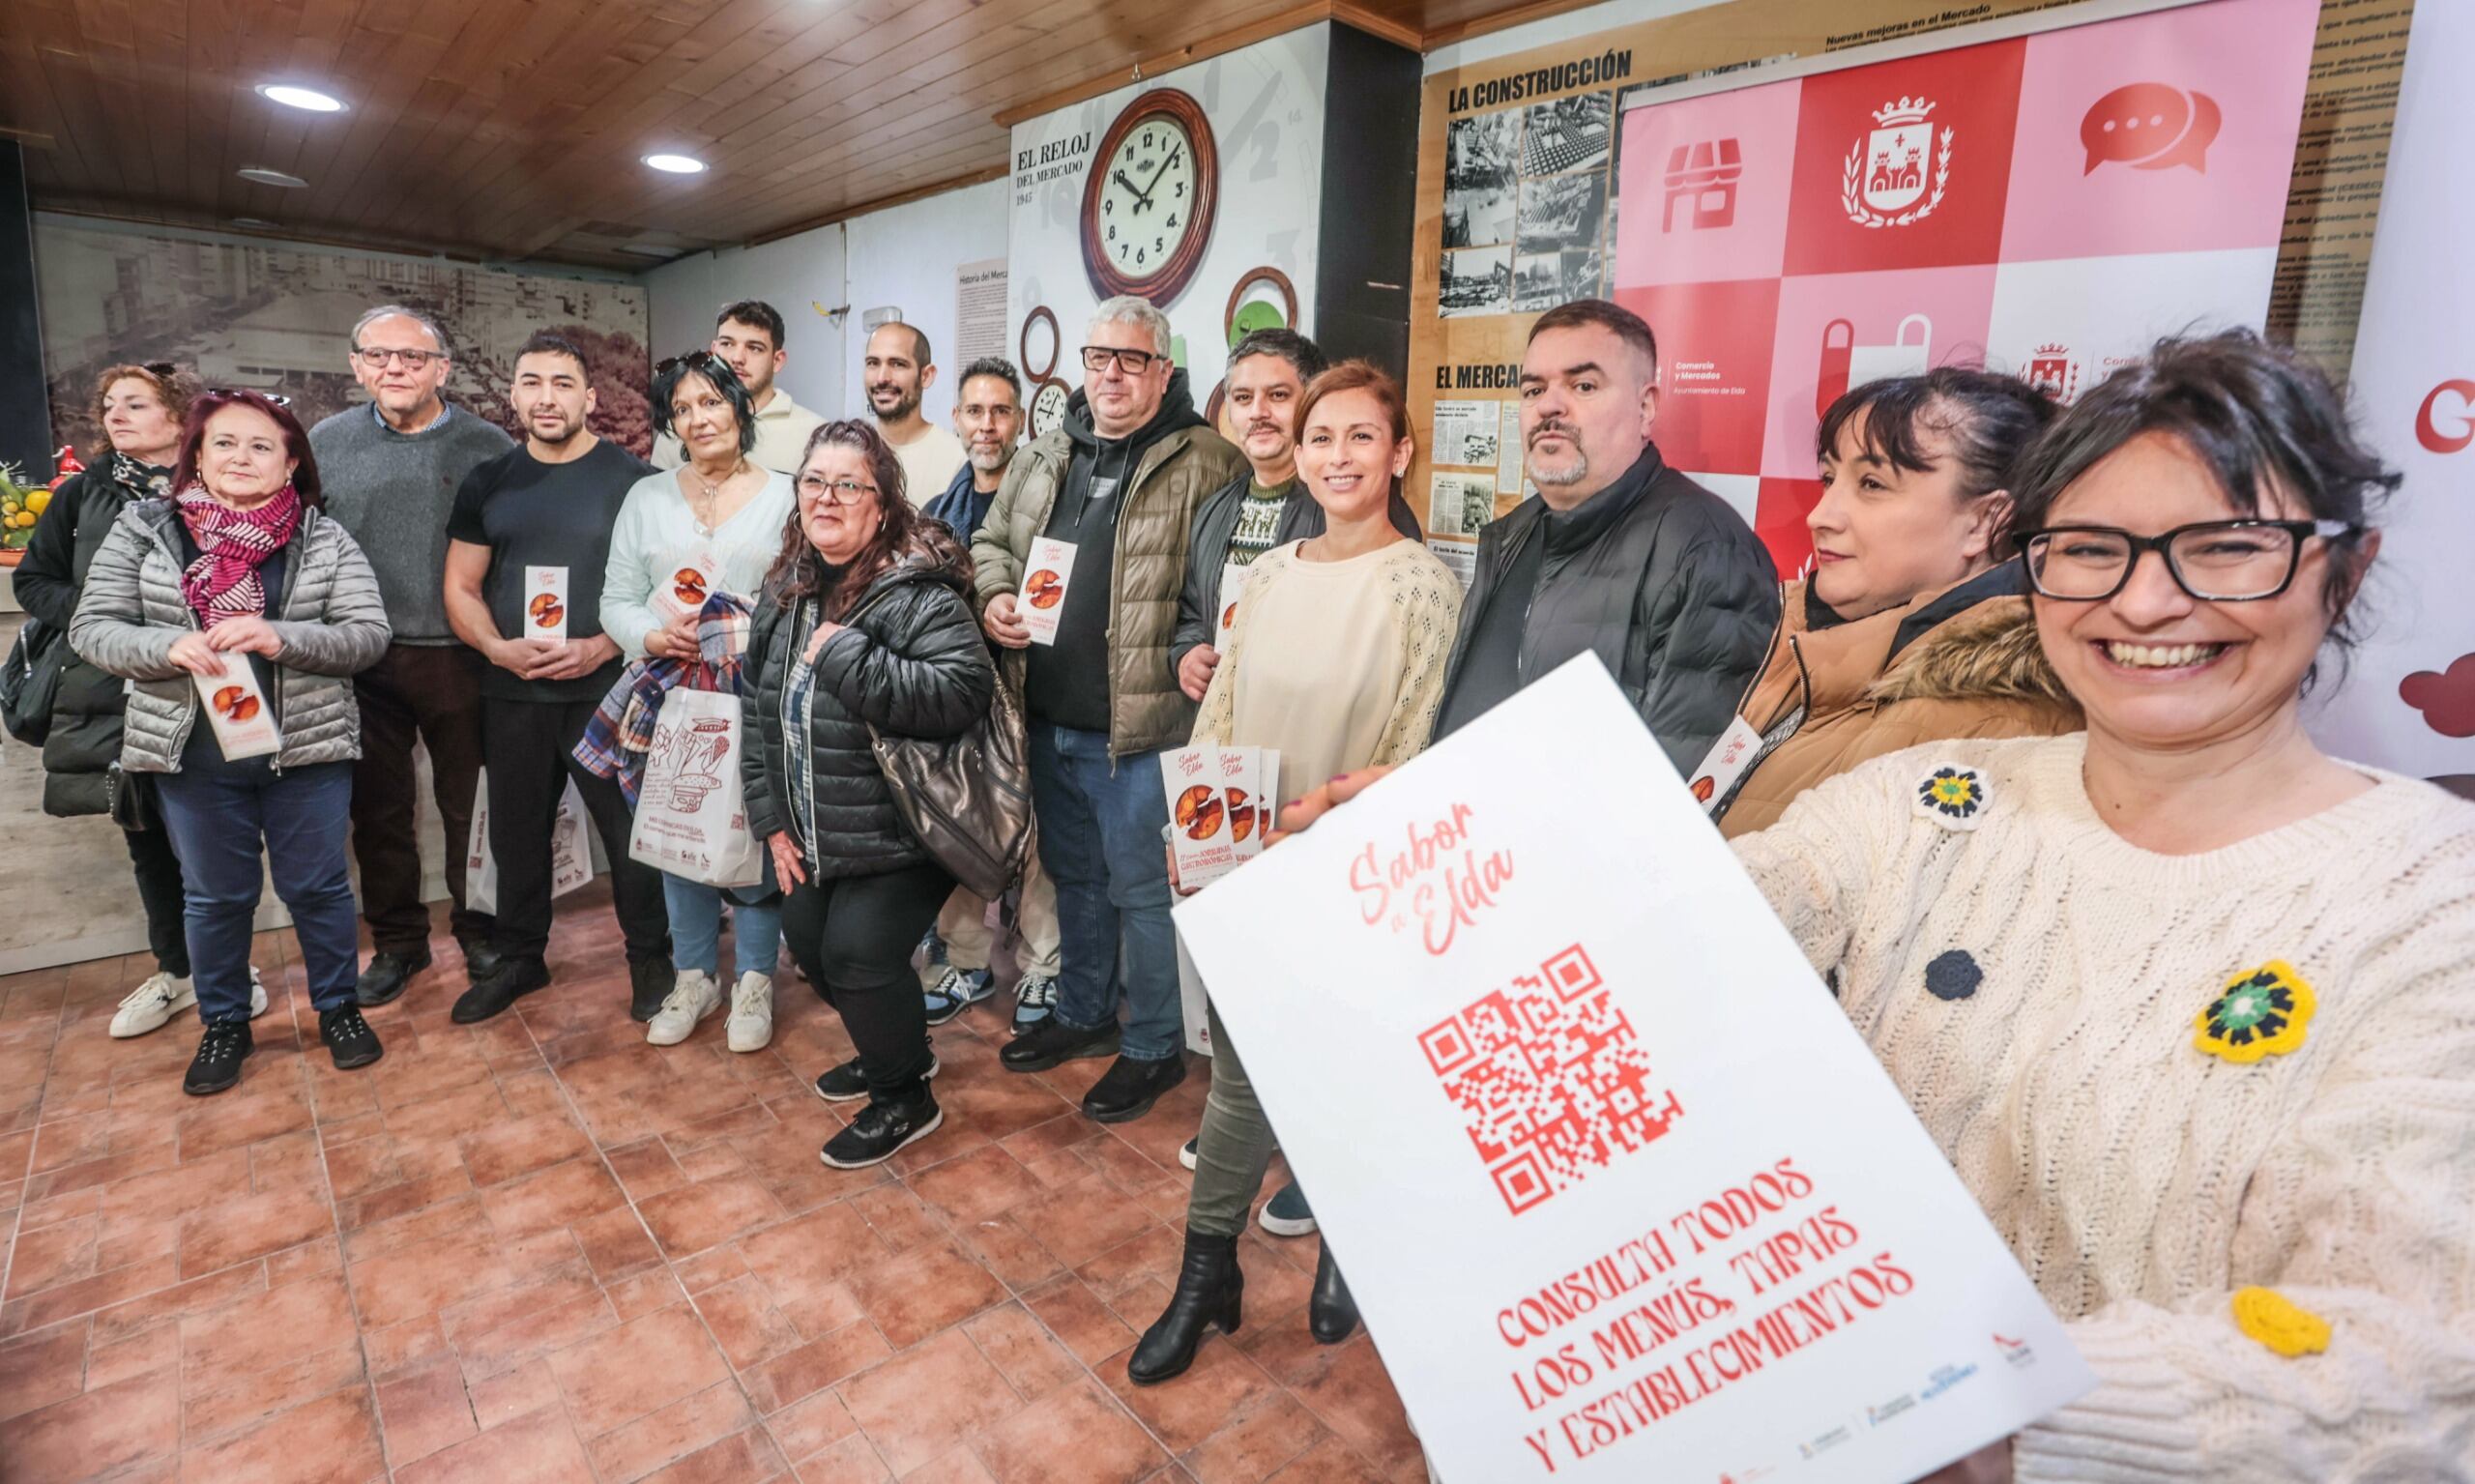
[972,296,1244,1124]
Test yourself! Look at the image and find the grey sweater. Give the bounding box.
[308,402,512,644]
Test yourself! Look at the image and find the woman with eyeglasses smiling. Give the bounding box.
[740,422,996,1168]
[597,351,796,1047]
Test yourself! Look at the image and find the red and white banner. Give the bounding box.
[2315,0,2475,789]
[1608,0,2319,575]
[1176,657,2092,1483]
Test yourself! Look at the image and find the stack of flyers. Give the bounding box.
[652,552,722,626]
[192,664,282,761]
[1217,746,1280,862]
[1163,745,1238,887]
[525,566,569,640]
[1020,538,1076,646]
[1213,561,1248,654]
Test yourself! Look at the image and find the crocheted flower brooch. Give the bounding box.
[2194,960,2316,1063]
[1913,764,1988,830]
[2231,1287,2331,1357]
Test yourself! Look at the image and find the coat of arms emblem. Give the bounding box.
[2024,343,2080,402]
[1844,97,1952,228]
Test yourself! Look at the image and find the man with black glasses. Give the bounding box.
[972,296,1243,1124]
[309,305,513,1007]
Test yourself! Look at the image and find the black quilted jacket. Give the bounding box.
[741,552,996,880]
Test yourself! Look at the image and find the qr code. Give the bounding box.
[1417,945,1681,1215]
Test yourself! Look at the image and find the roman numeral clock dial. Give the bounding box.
[1081,88,1218,306]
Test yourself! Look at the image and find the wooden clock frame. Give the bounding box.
[1080,87,1219,306]
[1019,306,1070,438]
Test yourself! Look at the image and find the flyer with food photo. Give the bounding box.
[652,552,721,626]
[1174,656,2093,1483]
[525,565,568,640]
[192,664,282,762]
[1020,537,1076,646]
[1163,745,1238,887]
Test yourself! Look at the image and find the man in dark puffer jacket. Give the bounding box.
[1433,299,1778,769]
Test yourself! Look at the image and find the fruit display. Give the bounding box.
[0,460,52,560]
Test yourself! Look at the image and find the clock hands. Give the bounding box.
[1114,142,1184,218]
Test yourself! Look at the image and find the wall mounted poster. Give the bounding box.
[1406,0,2413,580]
[1613,0,2318,574]
[1175,657,2095,1483]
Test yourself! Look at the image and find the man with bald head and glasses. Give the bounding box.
[309,305,513,1008]
[971,295,1244,1125]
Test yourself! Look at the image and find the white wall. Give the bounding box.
[641,223,850,422]
[843,179,1012,427]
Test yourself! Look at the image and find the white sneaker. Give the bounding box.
[110,966,266,1039]
[646,970,720,1046]
[725,972,773,1053]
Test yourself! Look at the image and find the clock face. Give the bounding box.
[1030,381,1070,439]
[1097,116,1200,280]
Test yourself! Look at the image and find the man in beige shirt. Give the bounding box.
[863,321,966,505]
[652,300,824,475]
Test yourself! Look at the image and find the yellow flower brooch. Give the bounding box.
[2195,960,2316,1063]
[1914,764,1988,830]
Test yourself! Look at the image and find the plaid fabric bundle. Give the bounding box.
[573,592,755,806]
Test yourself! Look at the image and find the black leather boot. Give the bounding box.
[1127,1231,1242,1385]
[1309,1238,1358,1344]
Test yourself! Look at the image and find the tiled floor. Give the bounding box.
[0,885,1426,1483]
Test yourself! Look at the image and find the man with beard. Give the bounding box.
[310,305,512,1006]
[652,301,821,475]
[1434,298,1777,763]
[864,321,966,505]
[917,357,1065,1033]
[441,334,674,1020]
[974,296,1244,1124]
[1171,329,1421,704]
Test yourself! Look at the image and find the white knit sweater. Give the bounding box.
[1731,734,2475,1482]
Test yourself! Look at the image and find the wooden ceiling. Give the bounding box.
[0,0,1576,271]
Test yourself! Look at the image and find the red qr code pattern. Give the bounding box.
[1417,945,1682,1215]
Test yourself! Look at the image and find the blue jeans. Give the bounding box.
[1028,724,1179,1061]
[661,875,782,981]
[155,754,360,1021]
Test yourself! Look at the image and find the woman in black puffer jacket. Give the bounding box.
[743,420,996,1171]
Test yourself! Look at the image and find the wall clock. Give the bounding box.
[1020,306,1071,440]
[1082,87,1219,306]
[1207,265,1303,435]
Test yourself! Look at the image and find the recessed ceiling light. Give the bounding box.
[643,154,707,175]
[236,167,308,188]
[256,83,345,113]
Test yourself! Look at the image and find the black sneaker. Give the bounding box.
[1081,1054,1186,1124]
[355,948,431,1008]
[458,937,506,983]
[820,1093,944,1169]
[813,1046,941,1103]
[184,1019,253,1096]
[628,955,674,1023]
[999,1016,1121,1073]
[451,957,551,1025]
[319,1003,385,1070]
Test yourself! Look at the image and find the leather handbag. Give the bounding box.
[105,761,160,833]
[0,617,66,747]
[840,591,1035,900]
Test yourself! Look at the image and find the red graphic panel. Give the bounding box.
[1783,39,2026,276]
[1755,477,1824,578]
[1419,945,1681,1216]
[1616,278,1780,477]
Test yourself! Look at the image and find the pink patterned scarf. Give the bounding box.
[174,480,300,628]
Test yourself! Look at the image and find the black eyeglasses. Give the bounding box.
[1080,345,1160,374]
[2017,519,2361,602]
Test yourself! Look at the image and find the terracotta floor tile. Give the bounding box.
[1015,1175,1160,1268]
[172,1080,313,1161]
[180,1341,366,1444]
[845,1237,1007,1349]
[607,1266,690,1321]
[0,1254,180,1338]
[475,1157,629,1240]
[602,1138,690,1202]
[364,1314,450,1379]
[742,1321,893,1413]
[374,1354,480,1469]
[637,1172,789,1257]
[835,1327,1025,1474]
[952,1215,1067,1294]
[458,1110,595,1187]
[86,1318,181,1391]
[1261,1436,1387,1484]
[544,1301,733,1437]
[971,1376,1169,1484]
[5,1216,100,1297]
[692,1274,806,1368]
[907,1448,1001,1484]
[1103,1336,1286,1453]
[1282,1339,1420,1478]
[639,1426,791,1483]
[737,1202,889,1313]
[1020,1277,1140,1368]
[584,1380,757,1482]
[911,1145,1044,1227]
[963,1302,1083,1402]
[175,1184,336,1278]
[790,1432,892,1484]
[0,1322,85,1422]
[848,1183,946,1251]
[0,1367,180,1482]
[453,1288,621,1382]
[463,1355,565,1431]
[763,1387,860,1463]
[394,1401,597,1484]
[179,1272,358,1379]
[1179,1392,1333,1484]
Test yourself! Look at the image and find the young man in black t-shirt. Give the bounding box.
[442,333,674,1024]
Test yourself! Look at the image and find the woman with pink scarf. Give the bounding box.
[71,391,392,1096]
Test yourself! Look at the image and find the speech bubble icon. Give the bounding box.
[2081,82,2221,175]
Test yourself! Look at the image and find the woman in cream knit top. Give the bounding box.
[1731,332,2475,1481]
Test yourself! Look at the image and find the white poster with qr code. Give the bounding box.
[1174,656,2092,1484]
